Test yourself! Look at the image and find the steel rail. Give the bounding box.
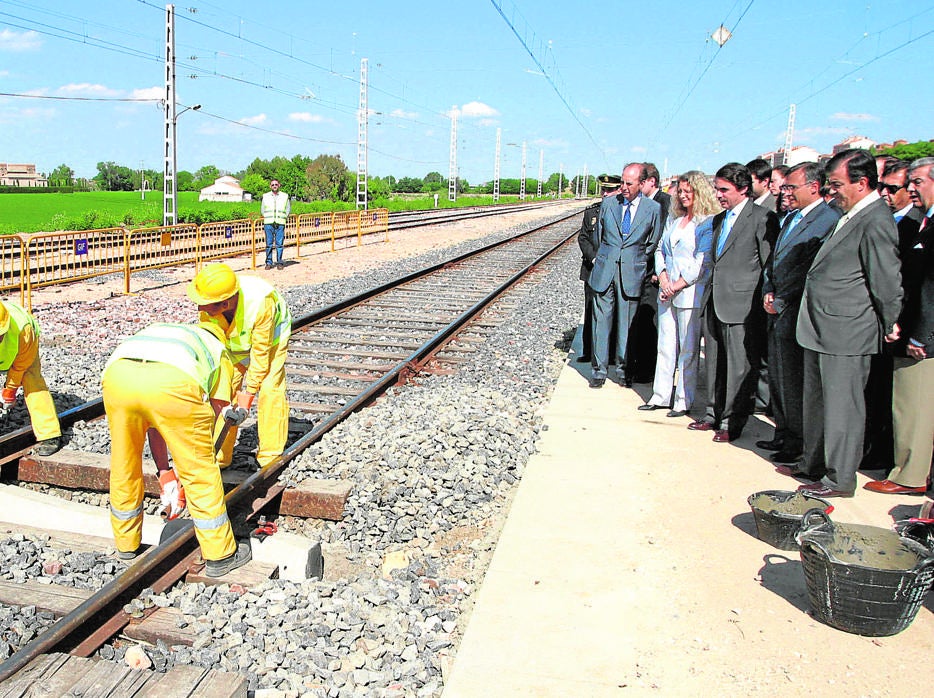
[0,211,581,683]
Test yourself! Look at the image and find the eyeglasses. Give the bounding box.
[878,183,904,195]
[779,182,809,193]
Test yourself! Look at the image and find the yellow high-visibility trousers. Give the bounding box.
[102,360,236,560]
[218,338,289,470]
[21,354,61,441]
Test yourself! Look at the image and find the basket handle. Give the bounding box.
[799,508,832,533]
[801,491,834,515]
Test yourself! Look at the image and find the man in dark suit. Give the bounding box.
[626,163,671,382]
[860,159,924,469]
[865,157,934,495]
[577,175,620,363]
[688,162,777,442]
[760,162,839,466]
[588,163,662,388]
[747,158,777,214]
[796,149,902,498]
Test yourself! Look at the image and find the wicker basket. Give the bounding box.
[796,510,934,636]
[747,490,832,551]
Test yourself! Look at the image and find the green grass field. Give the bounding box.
[0,190,547,235]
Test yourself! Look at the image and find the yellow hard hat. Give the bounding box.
[186,263,240,305]
[196,320,227,343]
[0,303,8,335]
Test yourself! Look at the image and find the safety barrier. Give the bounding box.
[23,228,127,310]
[2,207,389,308]
[0,235,26,306]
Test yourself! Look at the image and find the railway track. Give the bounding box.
[0,208,582,687]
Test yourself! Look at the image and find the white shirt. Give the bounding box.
[831,190,880,236]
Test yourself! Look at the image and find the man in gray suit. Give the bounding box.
[796,149,902,498]
[577,175,621,363]
[761,162,839,467]
[688,162,777,442]
[588,163,662,388]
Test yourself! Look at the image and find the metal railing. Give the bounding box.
[3,209,388,309]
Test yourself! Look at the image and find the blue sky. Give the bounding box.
[1,0,932,185]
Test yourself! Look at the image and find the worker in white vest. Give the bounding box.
[261,178,291,270]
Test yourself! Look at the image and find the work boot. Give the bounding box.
[33,437,62,457]
[205,541,252,578]
[116,546,141,560]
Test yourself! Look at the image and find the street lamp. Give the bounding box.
[163,103,201,226]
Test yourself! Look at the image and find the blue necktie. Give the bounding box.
[776,211,802,254]
[716,210,733,256]
[622,201,632,237]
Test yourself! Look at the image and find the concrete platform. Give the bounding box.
[443,341,934,696]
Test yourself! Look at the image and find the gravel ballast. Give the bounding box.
[2,208,586,695]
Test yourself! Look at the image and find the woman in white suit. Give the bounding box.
[639,171,721,416]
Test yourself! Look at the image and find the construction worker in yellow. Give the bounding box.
[0,300,62,456]
[102,322,251,577]
[186,263,292,470]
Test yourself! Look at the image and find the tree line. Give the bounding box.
[43,154,588,201]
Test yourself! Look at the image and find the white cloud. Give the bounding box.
[796,126,851,138]
[478,118,498,127]
[130,86,163,101]
[0,70,8,78]
[57,83,119,97]
[830,112,878,122]
[532,137,566,149]
[239,113,267,126]
[390,108,418,120]
[579,107,592,118]
[0,29,41,52]
[289,112,327,123]
[459,101,499,118]
[630,145,648,154]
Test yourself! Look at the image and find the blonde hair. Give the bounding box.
[670,170,722,219]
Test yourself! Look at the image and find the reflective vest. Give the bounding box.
[261,191,290,225]
[0,302,38,371]
[105,323,226,394]
[225,277,291,363]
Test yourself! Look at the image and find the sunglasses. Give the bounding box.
[877,183,905,195]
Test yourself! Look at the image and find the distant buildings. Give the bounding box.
[198,175,249,202]
[0,163,47,187]
[760,135,904,168]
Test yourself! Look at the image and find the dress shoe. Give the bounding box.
[588,377,605,389]
[575,355,592,363]
[666,409,688,418]
[770,450,802,465]
[264,262,273,270]
[755,438,784,451]
[775,465,819,481]
[712,429,737,443]
[637,403,666,411]
[687,420,715,431]
[623,376,633,388]
[797,482,854,498]
[863,480,927,496]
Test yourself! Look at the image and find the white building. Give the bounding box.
[198,175,247,202]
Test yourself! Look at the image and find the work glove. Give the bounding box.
[158,469,186,520]
[221,405,248,427]
[236,391,255,410]
[1,387,16,406]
